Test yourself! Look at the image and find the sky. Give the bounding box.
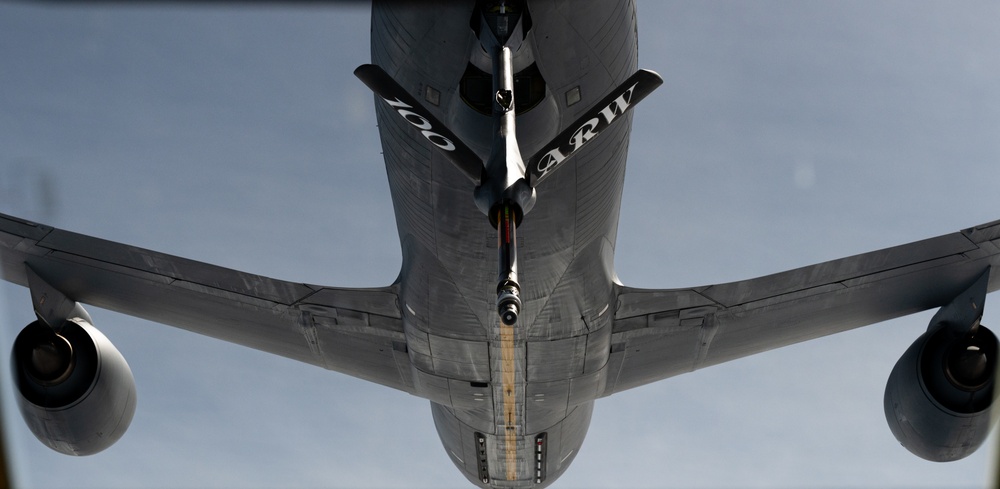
[1,1,999,488]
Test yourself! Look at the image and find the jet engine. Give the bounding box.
[11,318,137,456]
[883,321,998,462]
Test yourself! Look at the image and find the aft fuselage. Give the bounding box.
[371,1,638,486]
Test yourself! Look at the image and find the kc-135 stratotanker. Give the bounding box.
[2,2,999,487]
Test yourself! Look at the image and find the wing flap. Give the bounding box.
[39,227,314,305]
[698,232,977,308]
[299,287,401,321]
[0,213,414,394]
[606,220,1000,395]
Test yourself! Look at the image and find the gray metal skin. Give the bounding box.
[12,319,137,456]
[2,0,1000,488]
[369,2,636,485]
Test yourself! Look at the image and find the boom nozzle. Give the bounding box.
[497,282,521,326]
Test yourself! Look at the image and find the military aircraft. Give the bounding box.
[1,1,999,488]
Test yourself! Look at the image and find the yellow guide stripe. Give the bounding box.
[500,323,517,480]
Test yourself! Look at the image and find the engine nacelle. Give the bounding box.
[11,318,137,456]
[883,323,998,462]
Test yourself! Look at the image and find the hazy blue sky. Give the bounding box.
[1,1,999,488]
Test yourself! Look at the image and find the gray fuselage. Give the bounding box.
[370,1,638,486]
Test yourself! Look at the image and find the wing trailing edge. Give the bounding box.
[606,219,1000,395]
[0,212,415,394]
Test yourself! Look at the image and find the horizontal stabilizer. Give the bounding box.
[354,64,484,184]
[526,69,663,186]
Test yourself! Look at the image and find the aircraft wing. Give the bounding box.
[604,219,1000,395]
[0,213,414,394]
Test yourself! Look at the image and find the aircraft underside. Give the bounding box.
[1,1,998,488]
[368,2,642,484]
